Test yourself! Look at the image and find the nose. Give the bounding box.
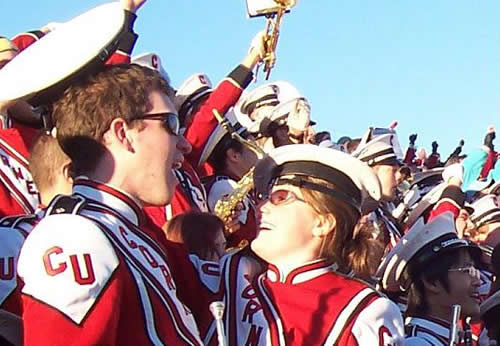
[176,134,192,154]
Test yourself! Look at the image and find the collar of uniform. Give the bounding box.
[266,259,338,284]
[73,178,144,226]
[405,316,451,340]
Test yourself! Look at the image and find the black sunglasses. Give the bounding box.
[132,112,180,136]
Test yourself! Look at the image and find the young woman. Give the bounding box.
[208,144,404,345]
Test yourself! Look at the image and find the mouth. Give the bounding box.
[172,155,184,170]
[257,221,274,232]
[470,292,481,302]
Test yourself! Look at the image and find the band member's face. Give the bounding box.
[372,163,398,201]
[443,250,481,319]
[252,183,322,265]
[131,90,186,206]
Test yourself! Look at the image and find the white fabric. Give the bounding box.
[351,297,405,345]
[18,214,119,324]
[442,163,464,184]
[0,226,26,305]
[0,2,124,102]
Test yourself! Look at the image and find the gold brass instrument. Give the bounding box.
[251,0,297,80]
[212,109,265,225]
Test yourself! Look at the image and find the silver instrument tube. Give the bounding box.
[209,301,227,346]
[449,304,461,346]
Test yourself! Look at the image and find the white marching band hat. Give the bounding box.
[377,212,481,292]
[352,127,404,166]
[174,73,213,119]
[131,52,171,84]
[235,80,310,135]
[470,194,500,228]
[253,144,382,214]
[0,2,126,106]
[197,110,249,167]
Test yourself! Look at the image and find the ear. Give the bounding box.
[421,277,443,295]
[312,213,336,237]
[225,147,241,164]
[105,117,135,152]
[61,160,74,185]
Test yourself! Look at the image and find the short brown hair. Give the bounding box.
[29,133,70,195]
[51,64,171,176]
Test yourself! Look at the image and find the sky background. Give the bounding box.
[2,1,498,159]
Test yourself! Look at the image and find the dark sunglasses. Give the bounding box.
[132,112,180,136]
[264,189,307,206]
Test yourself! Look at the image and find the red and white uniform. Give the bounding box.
[144,65,254,227]
[0,212,40,316]
[0,125,41,217]
[18,179,203,345]
[185,65,254,176]
[203,175,257,248]
[405,317,453,345]
[209,249,405,345]
[144,162,208,229]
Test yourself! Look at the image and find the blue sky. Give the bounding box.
[2,1,498,158]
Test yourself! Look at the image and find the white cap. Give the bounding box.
[352,127,403,166]
[253,144,382,213]
[235,81,305,135]
[470,194,500,228]
[132,52,170,84]
[174,73,213,119]
[377,212,481,292]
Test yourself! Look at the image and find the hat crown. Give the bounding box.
[174,73,213,114]
[131,52,170,84]
[352,127,403,165]
[254,144,382,205]
[470,194,500,225]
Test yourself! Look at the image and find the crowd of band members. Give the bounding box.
[0,1,499,345]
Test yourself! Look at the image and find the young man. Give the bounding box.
[201,113,259,248]
[0,0,146,219]
[378,212,482,345]
[18,65,203,345]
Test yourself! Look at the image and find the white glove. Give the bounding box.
[286,98,311,132]
[442,163,463,184]
[248,31,267,60]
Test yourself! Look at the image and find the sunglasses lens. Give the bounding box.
[270,190,292,205]
[165,113,180,135]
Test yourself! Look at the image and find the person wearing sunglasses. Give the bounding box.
[17,64,204,345]
[210,144,405,345]
[378,212,482,345]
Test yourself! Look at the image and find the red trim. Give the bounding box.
[255,277,283,346]
[92,218,201,345]
[0,169,34,214]
[75,180,145,225]
[0,138,29,168]
[285,260,332,284]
